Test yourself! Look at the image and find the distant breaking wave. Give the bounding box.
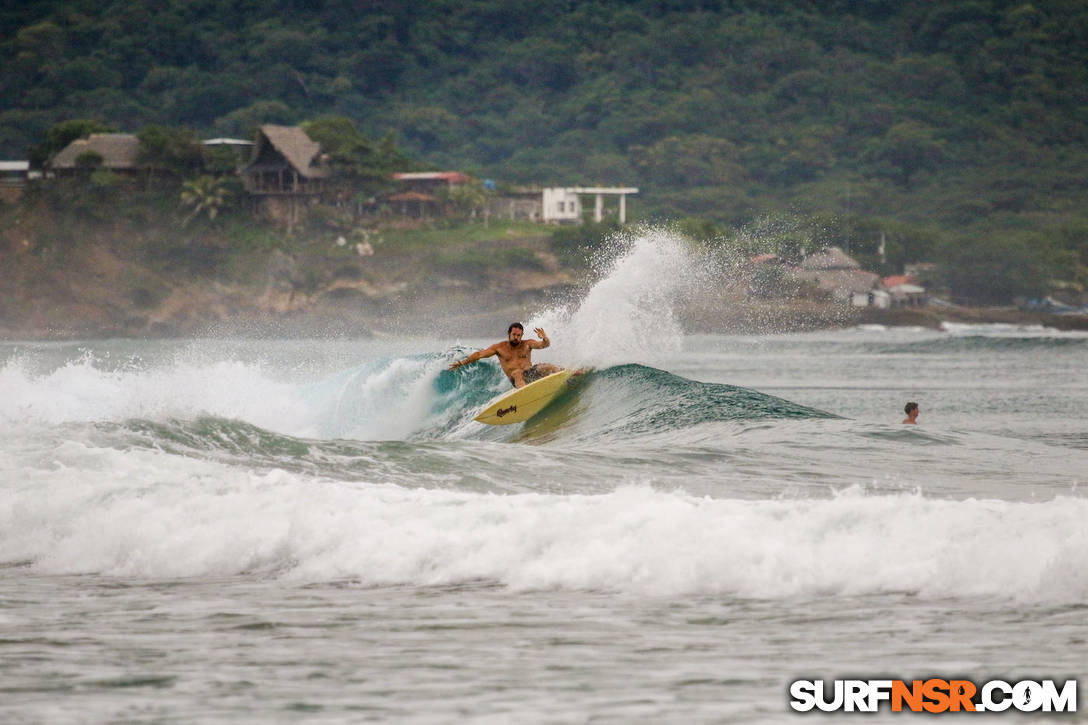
[873,335,1088,355]
[3,468,1085,602]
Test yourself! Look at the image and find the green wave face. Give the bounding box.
[432,361,834,443]
[105,360,834,466]
[86,361,834,496]
[509,364,834,443]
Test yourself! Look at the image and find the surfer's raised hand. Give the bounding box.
[534,328,549,346]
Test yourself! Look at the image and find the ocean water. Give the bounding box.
[2,234,1086,722]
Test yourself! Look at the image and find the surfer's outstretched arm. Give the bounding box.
[449,344,498,371]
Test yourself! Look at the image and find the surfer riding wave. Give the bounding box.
[449,323,561,388]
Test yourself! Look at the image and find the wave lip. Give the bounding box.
[2,342,831,451]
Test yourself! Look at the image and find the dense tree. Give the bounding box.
[2,0,1088,302]
[442,179,489,220]
[860,121,948,189]
[137,124,204,178]
[634,135,744,187]
[301,117,409,195]
[935,233,1055,304]
[214,101,295,138]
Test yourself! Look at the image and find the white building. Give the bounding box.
[542,186,638,224]
[542,188,582,223]
[486,185,639,224]
[0,160,33,202]
[852,289,891,308]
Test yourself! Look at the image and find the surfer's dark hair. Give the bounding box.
[508,322,524,334]
[904,401,918,415]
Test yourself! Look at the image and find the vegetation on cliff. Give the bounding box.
[1,1,1087,304]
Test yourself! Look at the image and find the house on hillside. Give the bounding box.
[543,188,582,223]
[541,187,639,224]
[0,161,32,203]
[241,125,332,229]
[484,187,544,221]
[484,185,639,224]
[48,134,163,184]
[242,125,329,195]
[883,274,927,307]
[203,137,253,150]
[382,173,639,225]
[386,190,442,218]
[392,171,471,194]
[382,172,474,219]
[791,246,884,306]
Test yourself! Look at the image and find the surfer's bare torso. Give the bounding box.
[449,325,560,387]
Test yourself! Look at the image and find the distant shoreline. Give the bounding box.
[679,297,1088,336]
[857,306,1088,332]
[3,301,1085,342]
[3,211,1085,341]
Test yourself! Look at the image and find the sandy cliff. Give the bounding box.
[2,218,1084,339]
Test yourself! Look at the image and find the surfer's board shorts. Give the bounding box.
[510,364,546,388]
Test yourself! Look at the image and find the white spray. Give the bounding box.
[530,226,707,368]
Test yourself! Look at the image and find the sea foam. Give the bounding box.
[3,444,1084,603]
[0,349,469,442]
[0,352,302,431]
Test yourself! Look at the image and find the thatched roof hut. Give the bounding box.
[49,134,143,171]
[791,246,880,301]
[242,125,328,194]
[798,269,882,299]
[799,246,860,270]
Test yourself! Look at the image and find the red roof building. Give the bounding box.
[882,274,919,288]
[392,171,471,192]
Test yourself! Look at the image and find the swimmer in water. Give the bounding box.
[903,401,919,424]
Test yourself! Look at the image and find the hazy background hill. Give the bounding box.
[2,0,1087,300]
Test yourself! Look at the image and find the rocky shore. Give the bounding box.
[0,235,581,340]
[2,230,1085,341]
[4,265,1084,341]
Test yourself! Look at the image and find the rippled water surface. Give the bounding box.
[2,237,1086,722]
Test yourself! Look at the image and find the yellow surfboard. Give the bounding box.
[474,369,573,425]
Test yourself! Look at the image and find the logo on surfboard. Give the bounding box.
[496,405,517,417]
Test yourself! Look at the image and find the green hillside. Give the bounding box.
[2,0,1087,301]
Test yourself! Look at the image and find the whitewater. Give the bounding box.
[2,230,1086,722]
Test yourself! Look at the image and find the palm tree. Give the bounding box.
[179,176,233,226]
